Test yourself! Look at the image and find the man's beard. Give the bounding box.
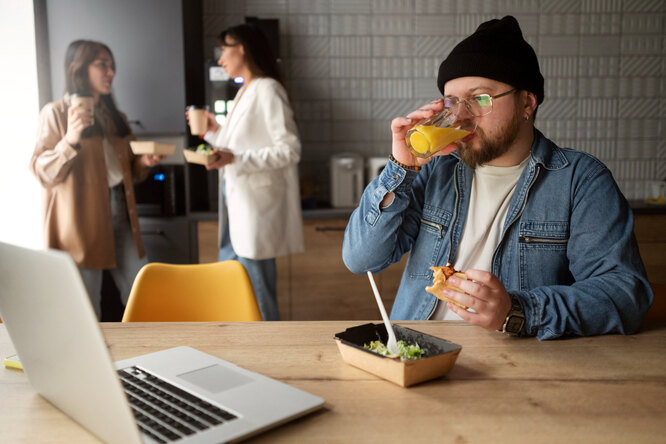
[456,111,521,168]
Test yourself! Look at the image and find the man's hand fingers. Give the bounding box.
[390,116,413,133]
[464,269,495,286]
[447,276,482,297]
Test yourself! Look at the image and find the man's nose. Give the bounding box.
[452,104,474,126]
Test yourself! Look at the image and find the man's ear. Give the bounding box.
[523,91,538,115]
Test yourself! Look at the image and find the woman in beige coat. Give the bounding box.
[30,40,162,319]
[188,24,304,321]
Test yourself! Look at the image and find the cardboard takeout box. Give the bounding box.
[129,141,176,156]
[334,323,462,387]
[183,149,219,166]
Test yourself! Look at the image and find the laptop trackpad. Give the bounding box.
[178,364,253,393]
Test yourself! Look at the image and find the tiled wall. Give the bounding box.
[202,0,665,202]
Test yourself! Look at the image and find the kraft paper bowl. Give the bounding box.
[129,141,176,156]
[334,323,462,387]
[183,149,219,165]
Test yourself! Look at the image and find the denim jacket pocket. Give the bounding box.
[406,204,452,279]
[518,221,572,290]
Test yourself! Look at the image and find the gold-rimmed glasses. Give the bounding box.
[444,88,517,118]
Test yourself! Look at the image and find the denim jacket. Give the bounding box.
[342,130,653,340]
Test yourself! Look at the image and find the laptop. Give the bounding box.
[0,241,324,443]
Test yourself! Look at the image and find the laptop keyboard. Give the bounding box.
[118,367,238,443]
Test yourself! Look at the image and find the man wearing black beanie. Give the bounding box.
[343,16,652,340]
[436,16,544,105]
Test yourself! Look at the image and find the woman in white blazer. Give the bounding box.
[188,24,304,320]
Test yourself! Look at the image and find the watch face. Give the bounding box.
[506,316,524,333]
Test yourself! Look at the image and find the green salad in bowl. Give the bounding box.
[193,143,214,154]
[364,340,425,361]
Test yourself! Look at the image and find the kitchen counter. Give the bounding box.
[628,200,666,215]
[189,200,663,222]
[312,201,666,217]
[189,207,355,221]
[302,208,355,219]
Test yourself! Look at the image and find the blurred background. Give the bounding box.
[1,0,664,320]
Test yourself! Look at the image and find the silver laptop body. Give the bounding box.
[0,241,324,443]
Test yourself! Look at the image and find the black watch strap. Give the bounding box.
[501,295,525,336]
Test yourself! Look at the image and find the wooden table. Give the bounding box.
[1,321,665,443]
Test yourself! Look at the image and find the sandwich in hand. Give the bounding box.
[425,263,469,309]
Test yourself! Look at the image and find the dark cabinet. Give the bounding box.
[634,214,666,285]
[139,217,198,264]
[185,165,219,214]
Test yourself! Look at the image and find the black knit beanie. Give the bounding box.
[437,16,544,104]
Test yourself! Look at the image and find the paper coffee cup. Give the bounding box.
[71,94,94,125]
[187,105,209,136]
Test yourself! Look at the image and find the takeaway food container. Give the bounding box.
[334,323,462,387]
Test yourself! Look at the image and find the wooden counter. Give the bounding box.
[1,321,665,443]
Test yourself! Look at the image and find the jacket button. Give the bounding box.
[394,174,400,180]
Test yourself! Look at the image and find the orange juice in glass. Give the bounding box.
[406,109,469,158]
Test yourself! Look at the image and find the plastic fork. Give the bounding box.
[367,271,399,355]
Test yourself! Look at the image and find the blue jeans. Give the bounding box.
[79,184,147,319]
[218,221,279,321]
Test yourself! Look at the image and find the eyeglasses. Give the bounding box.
[216,42,241,59]
[90,60,114,72]
[444,89,517,118]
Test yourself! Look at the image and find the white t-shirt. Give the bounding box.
[431,155,529,320]
[103,138,124,187]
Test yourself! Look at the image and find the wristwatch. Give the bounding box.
[501,295,525,335]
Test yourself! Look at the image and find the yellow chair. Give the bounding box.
[122,260,262,322]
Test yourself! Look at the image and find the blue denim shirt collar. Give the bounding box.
[529,128,569,171]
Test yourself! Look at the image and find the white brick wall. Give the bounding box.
[203,0,666,200]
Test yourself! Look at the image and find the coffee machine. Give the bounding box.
[366,156,389,185]
[330,153,364,208]
[133,164,185,216]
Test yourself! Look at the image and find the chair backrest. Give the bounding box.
[645,282,666,320]
[122,260,262,322]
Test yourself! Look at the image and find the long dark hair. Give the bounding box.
[64,39,130,138]
[219,24,282,84]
